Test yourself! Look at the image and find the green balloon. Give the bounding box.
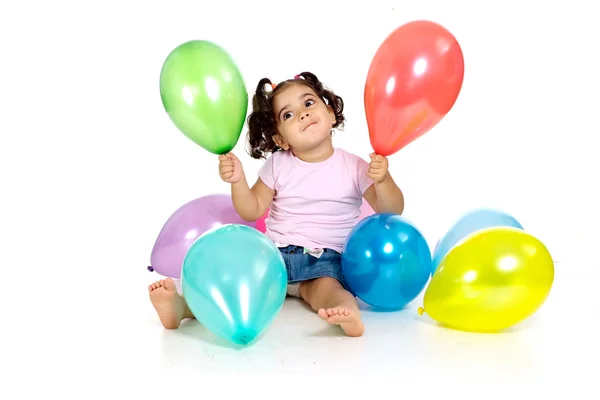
[160,40,248,154]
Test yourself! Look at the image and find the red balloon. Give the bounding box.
[364,20,464,156]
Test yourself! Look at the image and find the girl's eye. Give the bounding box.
[282,100,314,120]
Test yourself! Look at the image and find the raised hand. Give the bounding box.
[218,152,244,184]
[367,153,390,183]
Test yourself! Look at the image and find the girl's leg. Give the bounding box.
[149,278,195,329]
[299,277,364,337]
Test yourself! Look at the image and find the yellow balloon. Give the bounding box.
[418,227,554,332]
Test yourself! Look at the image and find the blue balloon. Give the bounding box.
[432,208,524,274]
[342,213,432,311]
[181,224,287,346]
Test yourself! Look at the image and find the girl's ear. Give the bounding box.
[327,105,336,125]
[273,134,289,150]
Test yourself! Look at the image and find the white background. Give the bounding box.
[1,0,598,396]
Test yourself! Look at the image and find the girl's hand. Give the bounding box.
[218,152,244,184]
[367,153,390,183]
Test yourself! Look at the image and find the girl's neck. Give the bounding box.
[291,139,334,163]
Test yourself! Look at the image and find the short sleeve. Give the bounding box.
[257,155,276,190]
[356,156,374,194]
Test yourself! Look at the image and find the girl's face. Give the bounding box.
[272,83,336,153]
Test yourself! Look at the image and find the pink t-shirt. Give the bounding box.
[257,147,374,253]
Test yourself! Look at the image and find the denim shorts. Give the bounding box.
[278,245,351,297]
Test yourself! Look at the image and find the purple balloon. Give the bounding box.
[149,194,255,278]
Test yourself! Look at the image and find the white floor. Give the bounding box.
[8,260,597,398]
[142,261,596,394]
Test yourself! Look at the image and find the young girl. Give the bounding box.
[149,72,404,337]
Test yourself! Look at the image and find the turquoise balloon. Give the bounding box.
[432,208,524,274]
[181,224,287,346]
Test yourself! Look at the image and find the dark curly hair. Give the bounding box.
[245,71,345,160]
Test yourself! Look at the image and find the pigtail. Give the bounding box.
[246,78,280,159]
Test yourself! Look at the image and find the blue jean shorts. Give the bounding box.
[278,245,351,297]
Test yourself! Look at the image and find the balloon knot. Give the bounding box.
[147,266,154,272]
[417,307,425,316]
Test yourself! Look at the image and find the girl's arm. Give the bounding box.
[364,175,405,215]
[362,153,404,215]
[231,176,275,222]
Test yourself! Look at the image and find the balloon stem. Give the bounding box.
[147,266,154,272]
[417,307,425,316]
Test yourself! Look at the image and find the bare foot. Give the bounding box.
[318,304,365,337]
[148,278,192,329]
